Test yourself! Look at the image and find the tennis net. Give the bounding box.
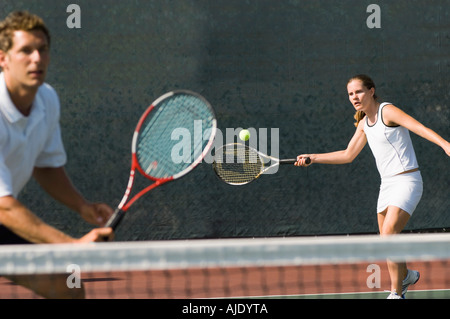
[0,233,449,299]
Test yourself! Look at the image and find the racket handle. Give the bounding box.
[104,208,125,231]
[279,159,298,164]
[279,157,311,165]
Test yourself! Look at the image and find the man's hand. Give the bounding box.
[75,227,114,242]
[79,202,114,226]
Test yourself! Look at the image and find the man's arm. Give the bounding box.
[0,166,114,244]
[0,195,113,243]
[33,166,113,226]
[0,195,74,243]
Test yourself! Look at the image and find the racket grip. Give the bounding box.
[279,159,298,164]
[279,157,311,165]
[104,208,125,231]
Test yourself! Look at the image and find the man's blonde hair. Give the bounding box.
[0,11,50,52]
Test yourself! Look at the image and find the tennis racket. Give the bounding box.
[105,90,216,230]
[212,143,310,186]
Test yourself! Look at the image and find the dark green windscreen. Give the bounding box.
[3,1,448,240]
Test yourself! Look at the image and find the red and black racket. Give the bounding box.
[105,90,216,231]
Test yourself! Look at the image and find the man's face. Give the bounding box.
[0,30,50,90]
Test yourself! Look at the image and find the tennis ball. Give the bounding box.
[239,129,251,141]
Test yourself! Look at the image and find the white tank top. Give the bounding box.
[364,102,419,178]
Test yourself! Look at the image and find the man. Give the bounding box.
[0,11,114,297]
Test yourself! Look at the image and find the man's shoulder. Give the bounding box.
[36,82,60,112]
[37,82,59,101]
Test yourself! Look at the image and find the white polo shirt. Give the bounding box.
[0,72,67,198]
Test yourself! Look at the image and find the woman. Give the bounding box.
[295,74,450,299]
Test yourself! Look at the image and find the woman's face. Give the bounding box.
[347,79,375,111]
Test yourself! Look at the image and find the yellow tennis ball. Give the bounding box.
[239,129,251,141]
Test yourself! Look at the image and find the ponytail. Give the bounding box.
[354,110,365,127]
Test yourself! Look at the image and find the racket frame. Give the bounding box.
[213,143,309,186]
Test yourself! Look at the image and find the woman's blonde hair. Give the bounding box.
[348,74,378,127]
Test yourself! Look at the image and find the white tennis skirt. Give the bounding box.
[377,170,423,215]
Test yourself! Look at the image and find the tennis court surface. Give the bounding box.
[0,233,449,299]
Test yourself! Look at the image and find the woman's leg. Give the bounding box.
[377,206,411,295]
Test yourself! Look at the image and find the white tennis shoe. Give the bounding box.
[387,292,404,299]
[386,269,420,299]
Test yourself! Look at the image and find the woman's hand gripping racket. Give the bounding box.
[105,90,216,231]
[212,143,310,185]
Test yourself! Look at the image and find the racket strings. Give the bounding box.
[137,93,215,179]
[213,144,263,185]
